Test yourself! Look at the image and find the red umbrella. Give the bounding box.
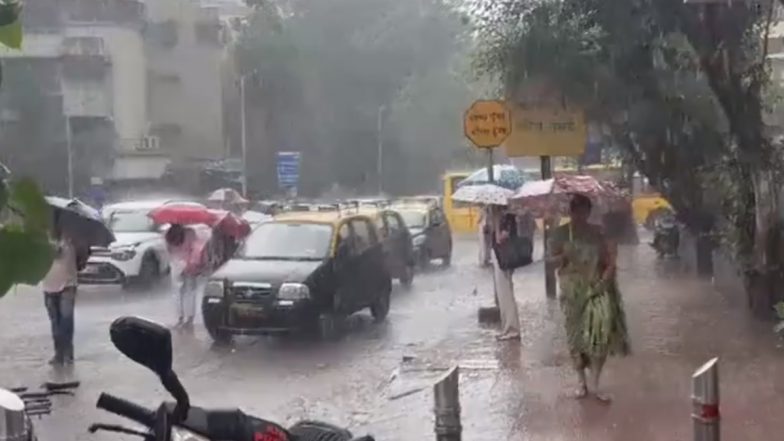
[148,204,220,227]
[509,175,623,218]
[210,210,251,239]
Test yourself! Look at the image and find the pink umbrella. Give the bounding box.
[509,175,623,218]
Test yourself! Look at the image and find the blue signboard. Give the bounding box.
[277,151,301,191]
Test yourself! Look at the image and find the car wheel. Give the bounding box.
[399,265,414,290]
[206,323,232,345]
[370,279,391,322]
[442,251,452,268]
[316,312,342,340]
[418,249,431,270]
[124,254,159,291]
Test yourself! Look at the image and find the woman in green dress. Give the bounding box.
[549,194,630,402]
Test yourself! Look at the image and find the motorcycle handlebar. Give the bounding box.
[96,393,156,428]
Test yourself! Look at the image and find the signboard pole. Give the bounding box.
[541,156,556,298]
[487,149,495,183]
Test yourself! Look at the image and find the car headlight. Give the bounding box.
[412,235,425,247]
[204,280,225,297]
[110,247,137,261]
[171,426,209,441]
[278,282,310,300]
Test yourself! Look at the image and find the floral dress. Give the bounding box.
[550,222,630,363]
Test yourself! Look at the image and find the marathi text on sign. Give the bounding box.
[463,100,512,149]
[504,104,587,157]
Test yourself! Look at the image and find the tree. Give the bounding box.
[473,0,782,313]
[234,0,477,196]
[0,1,55,297]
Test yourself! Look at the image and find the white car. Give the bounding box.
[79,199,203,289]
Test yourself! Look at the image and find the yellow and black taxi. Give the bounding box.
[391,200,452,268]
[201,210,392,342]
[356,206,416,289]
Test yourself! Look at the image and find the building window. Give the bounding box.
[145,20,178,48]
[194,21,221,45]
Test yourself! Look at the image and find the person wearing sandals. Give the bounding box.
[490,205,521,341]
[549,194,630,403]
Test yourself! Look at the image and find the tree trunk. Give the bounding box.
[747,169,783,319]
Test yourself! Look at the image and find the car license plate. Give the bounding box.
[233,304,265,318]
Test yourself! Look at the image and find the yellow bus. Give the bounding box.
[442,171,481,234]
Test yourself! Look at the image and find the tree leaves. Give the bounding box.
[0,0,21,49]
[0,177,53,298]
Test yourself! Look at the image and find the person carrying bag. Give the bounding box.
[490,206,530,341]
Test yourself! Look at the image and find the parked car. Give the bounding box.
[392,201,452,268]
[79,200,170,288]
[79,199,205,289]
[357,207,416,288]
[202,211,392,342]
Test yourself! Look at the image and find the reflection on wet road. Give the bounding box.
[2,235,783,440]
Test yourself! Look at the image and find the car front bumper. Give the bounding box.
[78,254,144,285]
[202,296,317,334]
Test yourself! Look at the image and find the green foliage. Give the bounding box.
[0,177,53,297]
[472,0,776,268]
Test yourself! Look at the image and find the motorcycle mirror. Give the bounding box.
[110,316,173,378]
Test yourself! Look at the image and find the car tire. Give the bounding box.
[317,312,342,341]
[206,324,232,345]
[418,249,431,270]
[123,254,159,291]
[399,265,414,290]
[370,279,391,322]
[442,252,452,268]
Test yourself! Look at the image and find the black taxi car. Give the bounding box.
[357,207,416,289]
[201,211,392,342]
[391,200,452,268]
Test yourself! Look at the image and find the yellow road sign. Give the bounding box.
[504,103,587,157]
[463,100,511,149]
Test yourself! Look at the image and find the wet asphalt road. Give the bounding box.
[0,238,508,441]
[3,235,784,440]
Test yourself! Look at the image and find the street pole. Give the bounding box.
[541,155,556,298]
[692,357,720,441]
[433,366,461,441]
[239,75,248,198]
[66,116,74,198]
[377,105,385,195]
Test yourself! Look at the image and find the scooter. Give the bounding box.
[651,215,679,259]
[88,316,374,441]
[0,381,80,441]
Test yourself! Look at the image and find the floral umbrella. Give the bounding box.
[458,164,526,190]
[452,183,514,206]
[509,175,624,217]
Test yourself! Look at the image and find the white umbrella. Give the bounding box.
[451,184,513,206]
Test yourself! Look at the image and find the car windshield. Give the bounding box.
[109,210,155,233]
[398,210,427,229]
[240,222,333,261]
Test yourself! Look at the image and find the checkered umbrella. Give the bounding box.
[451,183,514,206]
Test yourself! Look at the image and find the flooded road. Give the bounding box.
[1,236,783,440]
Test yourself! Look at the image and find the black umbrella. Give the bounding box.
[46,196,115,247]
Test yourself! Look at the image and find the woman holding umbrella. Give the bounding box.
[549,194,630,402]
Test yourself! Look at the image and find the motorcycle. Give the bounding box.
[650,215,679,259]
[88,316,375,441]
[0,381,80,441]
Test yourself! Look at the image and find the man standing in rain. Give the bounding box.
[42,216,88,366]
